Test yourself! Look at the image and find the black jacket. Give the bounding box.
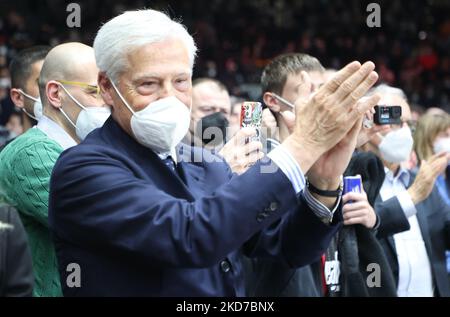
[0,206,34,297]
[245,152,397,297]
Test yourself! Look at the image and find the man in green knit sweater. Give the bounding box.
[9,46,50,134]
[0,42,110,296]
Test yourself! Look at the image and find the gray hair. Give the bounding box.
[93,9,197,84]
[368,84,408,102]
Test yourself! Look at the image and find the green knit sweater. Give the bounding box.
[0,128,63,297]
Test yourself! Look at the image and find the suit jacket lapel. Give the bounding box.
[177,144,206,200]
[406,172,434,258]
[101,119,199,201]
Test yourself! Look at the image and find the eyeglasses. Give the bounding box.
[390,120,417,133]
[57,80,100,96]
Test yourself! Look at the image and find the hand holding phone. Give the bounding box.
[240,102,263,143]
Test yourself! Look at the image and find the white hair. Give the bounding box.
[93,9,197,84]
[368,84,408,102]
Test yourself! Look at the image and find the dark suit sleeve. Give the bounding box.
[446,214,450,250]
[375,196,411,239]
[50,148,334,269]
[437,193,450,250]
[4,208,34,297]
[243,196,341,268]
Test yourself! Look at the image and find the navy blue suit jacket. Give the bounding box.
[376,172,450,297]
[48,118,341,297]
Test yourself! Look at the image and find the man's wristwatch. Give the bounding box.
[306,176,344,198]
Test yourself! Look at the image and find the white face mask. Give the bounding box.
[434,137,450,155]
[110,80,191,154]
[58,84,111,140]
[19,90,43,121]
[379,126,414,163]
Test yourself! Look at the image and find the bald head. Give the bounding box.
[191,78,231,123]
[39,43,98,104]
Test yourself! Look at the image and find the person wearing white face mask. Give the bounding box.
[414,113,450,205]
[360,84,450,297]
[413,113,450,278]
[0,42,108,297]
[47,10,382,297]
[8,46,50,139]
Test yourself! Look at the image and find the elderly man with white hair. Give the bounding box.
[48,9,380,296]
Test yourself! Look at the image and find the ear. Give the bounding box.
[10,88,25,109]
[263,92,280,113]
[46,81,62,109]
[98,72,114,106]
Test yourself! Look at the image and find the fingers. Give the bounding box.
[371,125,390,134]
[318,61,362,96]
[342,201,369,213]
[430,151,448,162]
[429,156,449,176]
[343,209,369,220]
[234,128,257,145]
[279,110,296,133]
[344,217,367,226]
[246,150,265,163]
[348,116,364,145]
[342,191,367,204]
[243,141,263,156]
[344,94,380,124]
[334,62,377,103]
[236,150,265,173]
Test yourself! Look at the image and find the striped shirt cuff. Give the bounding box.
[303,188,342,224]
[267,144,306,194]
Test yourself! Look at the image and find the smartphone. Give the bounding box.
[240,102,262,143]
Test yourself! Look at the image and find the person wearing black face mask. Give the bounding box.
[187,78,232,147]
[196,111,229,148]
[186,78,264,175]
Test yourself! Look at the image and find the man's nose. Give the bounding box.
[159,81,176,99]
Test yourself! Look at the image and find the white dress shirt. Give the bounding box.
[379,167,434,297]
[36,116,77,150]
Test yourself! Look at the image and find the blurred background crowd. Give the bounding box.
[0,1,449,298]
[0,0,449,137]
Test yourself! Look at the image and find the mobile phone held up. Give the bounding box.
[374,105,402,125]
[240,102,262,143]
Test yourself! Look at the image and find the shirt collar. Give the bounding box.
[384,166,411,187]
[36,116,77,150]
[157,148,178,163]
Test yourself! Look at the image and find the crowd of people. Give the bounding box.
[0,6,449,298]
[0,0,449,117]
